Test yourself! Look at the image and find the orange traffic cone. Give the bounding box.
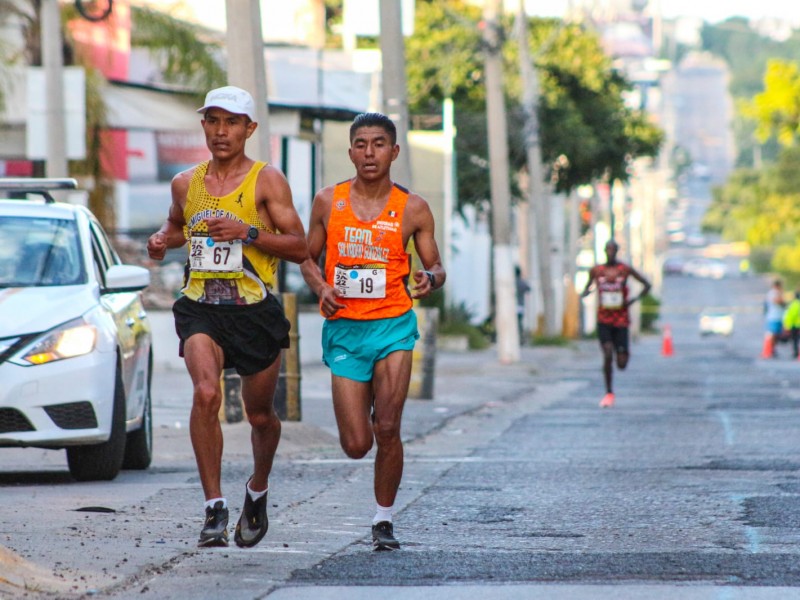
[661,325,674,357]
[761,332,775,359]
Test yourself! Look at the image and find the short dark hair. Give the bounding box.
[349,112,397,146]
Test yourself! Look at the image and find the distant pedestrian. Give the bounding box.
[782,290,800,359]
[764,279,786,358]
[739,258,751,278]
[146,86,309,548]
[581,239,652,408]
[515,266,531,344]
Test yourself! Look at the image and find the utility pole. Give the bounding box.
[223,1,294,421]
[379,0,437,398]
[42,0,68,178]
[225,0,271,163]
[379,0,412,188]
[516,3,557,337]
[442,98,456,305]
[482,0,520,363]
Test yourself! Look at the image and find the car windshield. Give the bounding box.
[0,216,85,287]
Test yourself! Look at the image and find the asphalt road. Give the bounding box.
[1,248,800,600]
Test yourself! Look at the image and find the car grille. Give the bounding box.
[44,402,98,430]
[0,408,35,433]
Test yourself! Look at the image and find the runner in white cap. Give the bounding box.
[147,85,308,548]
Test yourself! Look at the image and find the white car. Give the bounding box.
[699,310,734,336]
[0,178,152,481]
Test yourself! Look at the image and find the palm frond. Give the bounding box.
[131,5,226,94]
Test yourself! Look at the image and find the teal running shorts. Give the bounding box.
[321,310,419,382]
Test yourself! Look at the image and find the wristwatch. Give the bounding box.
[243,225,259,245]
[423,270,436,288]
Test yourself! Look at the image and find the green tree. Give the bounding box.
[694,20,800,275]
[704,148,800,275]
[701,18,800,167]
[405,0,662,206]
[744,59,800,147]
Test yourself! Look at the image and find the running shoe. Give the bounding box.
[198,501,229,547]
[372,521,400,551]
[599,393,615,408]
[234,479,269,548]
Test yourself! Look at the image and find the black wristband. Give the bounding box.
[423,270,436,288]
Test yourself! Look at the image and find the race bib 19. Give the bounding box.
[334,264,386,298]
[189,234,243,279]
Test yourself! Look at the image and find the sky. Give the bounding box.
[526,0,800,23]
[138,0,800,36]
[656,0,800,22]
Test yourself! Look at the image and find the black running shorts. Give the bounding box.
[172,294,290,376]
[597,322,629,354]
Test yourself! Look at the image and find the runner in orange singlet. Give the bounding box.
[301,112,445,550]
[581,239,651,408]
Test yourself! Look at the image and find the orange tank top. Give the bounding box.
[323,180,412,320]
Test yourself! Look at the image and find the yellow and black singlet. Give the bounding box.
[180,160,278,305]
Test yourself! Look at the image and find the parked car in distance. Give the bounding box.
[0,178,152,481]
[683,257,727,279]
[668,230,686,244]
[662,256,686,275]
[685,231,708,247]
[699,310,734,336]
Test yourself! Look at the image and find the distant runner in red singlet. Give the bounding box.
[581,239,651,408]
[301,112,446,551]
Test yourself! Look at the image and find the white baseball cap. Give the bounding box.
[197,86,257,121]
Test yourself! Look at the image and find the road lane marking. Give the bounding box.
[716,411,735,445]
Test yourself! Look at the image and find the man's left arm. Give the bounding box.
[627,267,652,306]
[253,166,309,264]
[408,195,445,299]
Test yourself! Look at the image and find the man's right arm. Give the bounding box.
[147,172,190,261]
[581,268,596,297]
[300,188,346,317]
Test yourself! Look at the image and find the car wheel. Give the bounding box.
[66,361,127,481]
[123,353,153,470]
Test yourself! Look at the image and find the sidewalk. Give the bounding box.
[147,309,598,460]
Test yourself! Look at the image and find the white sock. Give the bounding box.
[247,481,268,501]
[204,497,226,510]
[373,503,393,524]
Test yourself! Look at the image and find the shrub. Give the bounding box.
[641,293,660,332]
[438,302,492,350]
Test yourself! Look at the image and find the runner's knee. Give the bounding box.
[246,407,279,431]
[341,435,373,459]
[372,417,401,447]
[193,380,222,413]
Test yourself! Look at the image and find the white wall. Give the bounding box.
[449,205,492,325]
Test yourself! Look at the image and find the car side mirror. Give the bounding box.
[103,264,150,293]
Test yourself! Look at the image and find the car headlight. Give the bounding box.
[16,319,97,365]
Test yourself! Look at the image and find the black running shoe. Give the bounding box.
[371,521,400,551]
[198,500,229,548]
[234,480,269,548]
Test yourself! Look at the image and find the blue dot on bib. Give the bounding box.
[349,270,358,279]
[206,237,215,247]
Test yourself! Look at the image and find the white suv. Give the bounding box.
[0,178,152,481]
